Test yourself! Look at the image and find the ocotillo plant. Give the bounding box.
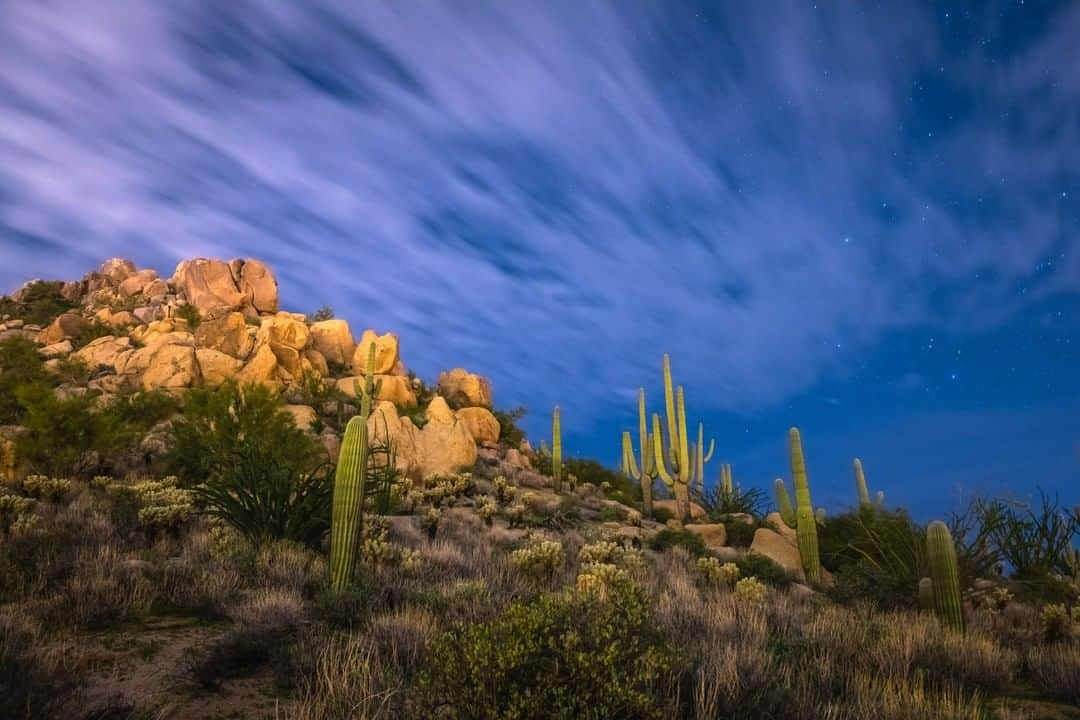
[328,343,380,592]
[774,478,796,527]
[789,427,821,583]
[927,520,965,632]
[552,405,562,492]
[621,389,657,515]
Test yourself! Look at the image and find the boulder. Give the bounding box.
[653,499,708,522]
[269,343,304,379]
[303,348,329,378]
[765,512,798,543]
[686,523,728,549]
[195,348,243,387]
[235,343,282,390]
[142,279,169,299]
[505,448,530,468]
[437,368,493,408]
[256,314,309,352]
[366,401,419,470]
[40,312,86,345]
[171,258,246,313]
[309,319,355,365]
[351,330,398,374]
[749,528,804,580]
[133,306,163,324]
[99,258,137,284]
[235,259,278,314]
[336,374,417,408]
[194,312,254,359]
[118,269,159,297]
[283,404,318,433]
[39,340,73,358]
[134,342,200,390]
[413,397,477,477]
[455,406,501,444]
[74,336,133,371]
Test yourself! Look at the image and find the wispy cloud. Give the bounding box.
[0,1,1076,434]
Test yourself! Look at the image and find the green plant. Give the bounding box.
[173,302,201,329]
[52,356,90,385]
[787,428,821,583]
[328,343,378,592]
[724,519,758,548]
[918,577,934,609]
[510,539,565,583]
[0,337,48,424]
[311,305,335,321]
[734,552,793,589]
[552,405,562,491]
[71,319,114,350]
[647,528,707,557]
[621,389,657,516]
[0,281,75,326]
[492,405,527,447]
[194,448,332,548]
[699,483,768,519]
[853,458,884,508]
[927,520,965,632]
[165,381,321,486]
[416,584,676,719]
[987,491,1077,581]
[734,576,768,603]
[818,506,926,603]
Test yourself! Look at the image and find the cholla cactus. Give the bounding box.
[1040,603,1075,642]
[578,540,644,572]
[493,475,514,503]
[626,509,642,527]
[576,562,632,599]
[22,475,72,502]
[0,494,36,533]
[420,507,442,539]
[734,576,768,604]
[696,557,740,587]
[477,495,497,525]
[400,549,423,573]
[510,539,565,583]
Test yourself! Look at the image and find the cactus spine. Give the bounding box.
[552,405,562,492]
[774,478,796,527]
[854,458,870,507]
[328,343,379,592]
[926,521,965,632]
[789,427,821,583]
[918,577,934,610]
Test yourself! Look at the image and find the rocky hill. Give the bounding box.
[1,256,514,479]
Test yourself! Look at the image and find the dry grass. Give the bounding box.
[289,633,399,720]
[1027,643,1080,703]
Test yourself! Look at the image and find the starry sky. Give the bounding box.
[1,1,1078,519]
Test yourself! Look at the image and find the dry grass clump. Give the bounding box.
[290,633,399,720]
[0,607,79,720]
[1026,642,1080,702]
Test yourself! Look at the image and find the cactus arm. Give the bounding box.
[652,414,674,488]
[854,458,870,507]
[774,478,796,527]
[662,354,678,454]
[622,431,641,479]
[927,521,965,632]
[702,434,715,463]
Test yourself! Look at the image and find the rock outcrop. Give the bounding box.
[352,330,399,375]
[437,368,493,408]
[171,258,278,316]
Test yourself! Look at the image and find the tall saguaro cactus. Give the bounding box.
[854,458,870,507]
[926,521,965,632]
[552,405,562,492]
[621,389,657,515]
[328,343,379,592]
[789,427,821,583]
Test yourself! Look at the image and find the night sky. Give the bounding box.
[1,2,1077,519]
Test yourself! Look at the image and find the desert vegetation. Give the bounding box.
[1,259,1078,719]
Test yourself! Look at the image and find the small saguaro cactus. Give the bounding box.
[789,427,821,583]
[552,405,562,492]
[621,389,658,515]
[328,343,379,592]
[926,520,965,632]
[918,577,934,610]
[720,463,734,497]
[774,478,796,527]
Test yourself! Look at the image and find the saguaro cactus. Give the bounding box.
[720,463,734,496]
[918,577,934,610]
[926,521,965,632]
[621,389,657,515]
[774,478,796,527]
[552,405,562,492]
[789,427,821,583]
[328,343,379,592]
[854,458,870,507]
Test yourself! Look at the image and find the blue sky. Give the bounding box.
[0,1,1077,518]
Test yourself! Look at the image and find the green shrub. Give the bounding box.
[173,303,201,329]
[734,553,792,589]
[651,506,675,524]
[71,320,114,350]
[647,528,707,558]
[492,405,527,447]
[417,584,677,719]
[0,337,47,424]
[818,507,926,593]
[165,381,322,486]
[699,483,768,519]
[311,305,335,321]
[0,281,75,326]
[725,520,758,548]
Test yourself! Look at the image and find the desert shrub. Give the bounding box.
[725,519,759,548]
[492,405,527,447]
[311,305,335,321]
[0,608,78,720]
[699,483,768,518]
[0,337,48,424]
[194,446,333,548]
[165,380,322,486]
[52,355,91,385]
[651,506,675,524]
[734,552,792,589]
[987,491,1078,581]
[71,319,114,350]
[734,576,769,604]
[173,302,201,329]
[1027,643,1080,702]
[827,559,921,610]
[102,476,195,537]
[564,456,639,505]
[55,544,155,629]
[648,528,707,557]
[509,539,565,584]
[417,583,677,719]
[818,506,926,603]
[0,280,75,326]
[697,557,740,587]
